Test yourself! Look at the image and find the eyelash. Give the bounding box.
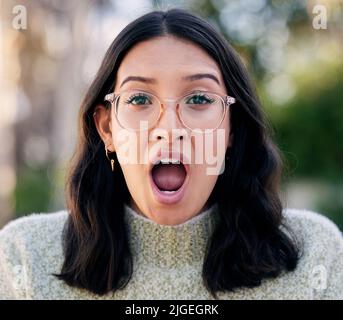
[186,93,214,104]
[124,93,151,104]
[124,92,214,104]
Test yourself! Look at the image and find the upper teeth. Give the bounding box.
[159,158,181,164]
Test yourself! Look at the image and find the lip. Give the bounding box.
[148,150,190,205]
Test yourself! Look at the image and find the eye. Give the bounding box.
[185,93,215,105]
[124,93,152,106]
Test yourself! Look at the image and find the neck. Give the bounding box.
[123,202,219,268]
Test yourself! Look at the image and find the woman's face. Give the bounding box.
[95,36,232,225]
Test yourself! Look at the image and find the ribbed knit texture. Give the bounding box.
[0,203,342,299]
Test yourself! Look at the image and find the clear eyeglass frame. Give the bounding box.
[104,89,236,132]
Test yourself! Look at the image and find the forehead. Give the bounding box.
[115,36,224,86]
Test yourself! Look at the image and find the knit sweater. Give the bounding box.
[0,204,342,300]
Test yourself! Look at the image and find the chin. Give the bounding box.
[147,203,195,225]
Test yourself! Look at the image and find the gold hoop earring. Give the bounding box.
[105,146,115,172]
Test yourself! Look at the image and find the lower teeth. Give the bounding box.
[161,190,177,194]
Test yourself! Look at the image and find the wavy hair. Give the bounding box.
[54,8,300,299]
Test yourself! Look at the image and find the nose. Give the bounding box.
[150,100,186,142]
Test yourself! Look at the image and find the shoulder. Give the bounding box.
[281,208,343,299]
[0,210,69,243]
[0,210,69,262]
[0,210,69,299]
[282,208,343,250]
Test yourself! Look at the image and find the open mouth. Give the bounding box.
[149,157,189,204]
[151,161,187,192]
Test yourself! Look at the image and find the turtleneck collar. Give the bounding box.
[123,203,219,269]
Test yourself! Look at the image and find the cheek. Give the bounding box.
[190,164,218,195]
[120,164,144,188]
[111,119,149,165]
[190,114,229,178]
[111,120,149,193]
[119,163,150,208]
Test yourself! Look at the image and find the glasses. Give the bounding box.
[104,89,236,131]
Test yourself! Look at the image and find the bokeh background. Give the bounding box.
[0,0,342,229]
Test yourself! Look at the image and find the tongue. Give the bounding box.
[152,164,186,191]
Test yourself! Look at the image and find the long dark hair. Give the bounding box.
[54,8,300,299]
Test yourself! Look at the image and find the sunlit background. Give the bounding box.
[0,0,342,229]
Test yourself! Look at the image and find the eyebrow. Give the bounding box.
[119,73,220,88]
[182,73,220,85]
[120,76,157,88]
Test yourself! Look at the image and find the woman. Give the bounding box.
[0,8,342,300]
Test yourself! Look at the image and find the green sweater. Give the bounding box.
[0,204,342,299]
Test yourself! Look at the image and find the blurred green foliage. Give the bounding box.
[267,66,343,228]
[13,165,54,217]
[269,66,343,182]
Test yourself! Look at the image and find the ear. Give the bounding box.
[93,105,115,151]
